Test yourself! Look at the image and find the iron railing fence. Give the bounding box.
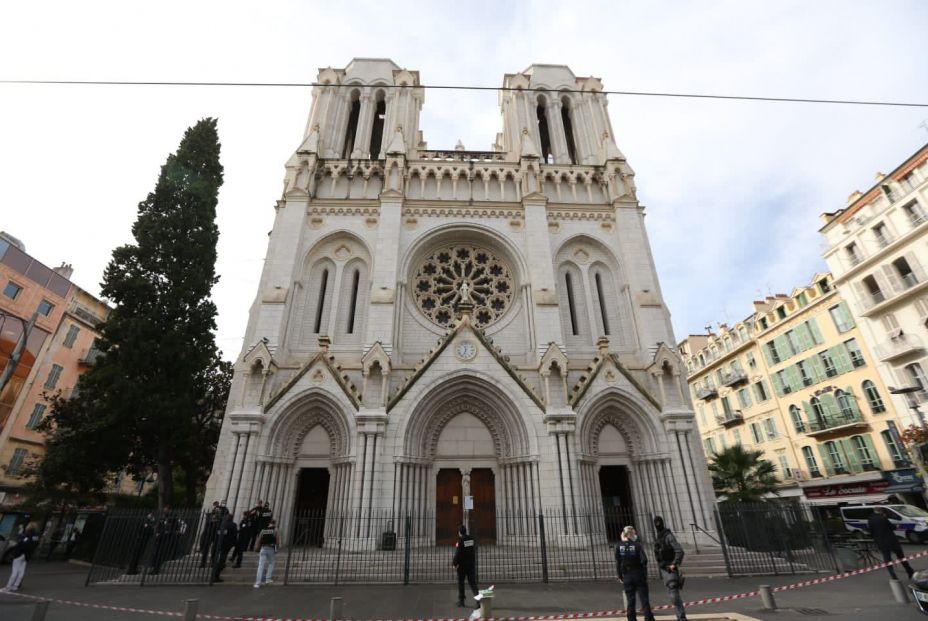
[85,506,658,585]
[714,503,837,576]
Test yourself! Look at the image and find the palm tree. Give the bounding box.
[708,445,780,503]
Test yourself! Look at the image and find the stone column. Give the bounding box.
[352,93,375,159]
[546,98,570,164]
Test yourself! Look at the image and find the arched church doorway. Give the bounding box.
[293,468,330,546]
[435,468,496,545]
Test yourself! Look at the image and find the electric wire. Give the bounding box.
[0,79,926,108]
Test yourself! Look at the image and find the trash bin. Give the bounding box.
[381,531,396,551]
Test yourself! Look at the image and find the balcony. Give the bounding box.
[875,333,925,361]
[721,369,748,387]
[79,344,104,366]
[695,383,718,400]
[805,411,869,437]
[715,411,745,428]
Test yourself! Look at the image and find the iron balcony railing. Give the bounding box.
[715,411,745,428]
[875,333,925,361]
[805,411,868,435]
[695,383,718,400]
[721,369,748,387]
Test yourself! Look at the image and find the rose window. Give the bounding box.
[412,244,514,329]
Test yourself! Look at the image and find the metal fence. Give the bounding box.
[84,503,837,585]
[713,502,837,576]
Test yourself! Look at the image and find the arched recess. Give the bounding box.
[554,235,636,352]
[266,389,353,460]
[291,231,373,352]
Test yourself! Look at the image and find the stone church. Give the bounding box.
[204,59,716,546]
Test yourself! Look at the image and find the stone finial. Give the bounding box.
[318,334,331,352]
[455,139,465,151]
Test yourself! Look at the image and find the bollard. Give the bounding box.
[479,597,492,619]
[330,596,344,620]
[889,578,910,603]
[183,599,199,621]
[758,584,777,610]
[31,601,49,621]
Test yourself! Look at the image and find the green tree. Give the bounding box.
[36,118,226,509]
[708,445,780,503]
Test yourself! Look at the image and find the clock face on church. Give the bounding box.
[455,340,477,361]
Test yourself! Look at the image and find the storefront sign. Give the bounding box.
[883,468,923,491]
[804,480,890,499]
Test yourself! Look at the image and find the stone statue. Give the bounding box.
[459,281,472,303]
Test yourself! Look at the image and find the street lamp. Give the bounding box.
[889,385,926,426]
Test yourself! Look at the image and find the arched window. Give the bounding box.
[313,268,330,334]
[789,405,804,433]
[536,96,552,162]
[342,90,361,158]
[369,91,386,159]
[346,269,361,334]
[565,271,579,336]
[862,380,886,413]
[810,397,826,429]
[561,96,578,165]
[851,435,877,470]
[802,446,821,477]
[905,362,928,399]
[835,389,856,420]
[594,272,610,335]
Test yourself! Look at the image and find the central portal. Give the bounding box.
[435,468,496,544]
[599,465,634,541]
[293,467,330,546]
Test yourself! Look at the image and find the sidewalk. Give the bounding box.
[0,561,925,621]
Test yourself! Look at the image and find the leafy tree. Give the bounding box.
[35,118,226,509]
[708,445,779,503]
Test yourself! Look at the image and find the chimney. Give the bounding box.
[53,262,74,280]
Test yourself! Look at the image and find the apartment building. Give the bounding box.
[821,143,928,432]
[680,274,920,508]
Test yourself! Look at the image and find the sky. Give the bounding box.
[2,0,927,360]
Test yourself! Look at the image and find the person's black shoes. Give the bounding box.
[456,601,466,607]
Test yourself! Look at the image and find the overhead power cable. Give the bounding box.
[1,79,926,108]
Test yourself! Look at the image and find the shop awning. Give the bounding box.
[804,493,889,506]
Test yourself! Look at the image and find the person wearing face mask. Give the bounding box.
[653,515,686,621]
[615,525,655,621]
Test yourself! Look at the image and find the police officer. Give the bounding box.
[452,524,478,607]
[616,525,656,621]
[254,502,273,551]
[212,513,237,583]
[199,501,221,567]
[653,516,687,621]
[230,510,253,568]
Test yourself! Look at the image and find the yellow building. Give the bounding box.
[679,273,921,510]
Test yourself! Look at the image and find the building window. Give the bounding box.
[778,454,792,478]
[369,92,386,159]
[763,417,778,440]
[802,446,821,477]
[565,271,579,336]
[825,440,847,473]
[819,351,837,377]
[746,351,756,368]
[313,268,329,334]
[873,222,892,248]
[845,243,863,266]
[733,429,742,445]
[754,380,769,402]
[3,281,22,300]
[851,435,878,470]
[881,429,909,467]
[789,405,805,433]
[737,387,751,409]
[776,306,786,320]
[703,437,715,456]
[25,404,46,430]
[766,341,781,364]
[346,269,360,334]
[797,360,813,386]
[844,338,865,368]
[862,380,886,413]
[697,405,705,426]
[903,201,928,227]
[811,397,827,427]
[44,364,63,390]
[536,95,553,162]
[7,448,27,477]
[862,275,884,305]
[785,330,801,355]
[899,173,918,194]
[796,292,808,308]
[721,395,734,417]
[561,96,578,165]
[719,434,727,449]
[750,422,763,444]
[829,303,855,333]
[342,90,361,158]
[62,324,80,348]
[594,272,610,336]
[818,278,832,294]
[893,256,920,289]
[759,317,768,330]
[37,299,54,316]
[835,389,857,420]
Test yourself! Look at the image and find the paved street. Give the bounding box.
[0,560,926,621]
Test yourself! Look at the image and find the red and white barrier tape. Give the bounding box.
[4,549,928,621]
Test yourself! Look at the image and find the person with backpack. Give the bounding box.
[615,525,656,621]
[653,516,687,621]
[1,526,39,592]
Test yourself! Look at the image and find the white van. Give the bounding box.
[840,504,928,543]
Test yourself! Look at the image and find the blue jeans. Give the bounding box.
[256,546,275,584]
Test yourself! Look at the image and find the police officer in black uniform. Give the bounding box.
[452,524,478,607]
[230,510,253,568]
[616,525,656,621]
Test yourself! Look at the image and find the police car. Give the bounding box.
[840,504,928,543]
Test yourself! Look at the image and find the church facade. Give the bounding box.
[204,59,716,546]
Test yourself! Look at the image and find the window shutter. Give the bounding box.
[808,319,824,344]
[796,324,812,350]
[845,387,863,416]
[861,434,882,469]
[905,251,926,282]
[831,345,853,374]
[837,303,855,330]
[762,342,775,366]
[840,438,861,472]
[774,335,790,357]
[852,280,871,309]
[817,444,835,476]
[880,265,903,293]
[808,354,827,382]
[821,393,840,420]
[802,401,814,420]
[772,373,785,396]
[785,365,802,391]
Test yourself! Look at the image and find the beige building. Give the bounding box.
[680,273,920,508]
[821,143,928,431]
